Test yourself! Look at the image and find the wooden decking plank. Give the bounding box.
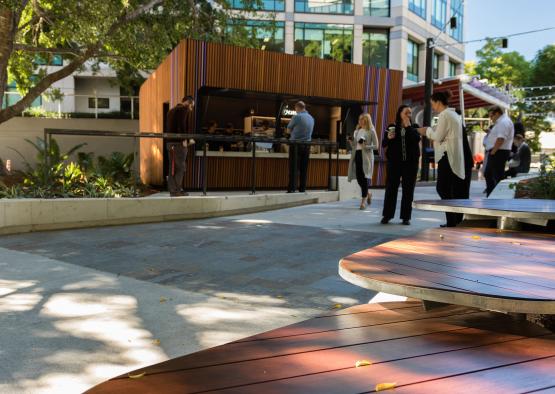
[94,329,551,393]
[373,243,555,291]
[388,356,555,393]
[236,305,427,343]
[107,309,482,379]
[344,257,551,300]
[340,228,555,314]
[202,335,555,394]
[379,236,555,269]
[366,246,555,296]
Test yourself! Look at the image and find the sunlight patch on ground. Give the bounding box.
[328,296,360,305]
[233,219,273,224]
[0,292,42,312]
[368,292,407,304]
[0,279,37,296]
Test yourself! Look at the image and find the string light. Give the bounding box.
[513,85,555,91]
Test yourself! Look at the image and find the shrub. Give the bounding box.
[1,138,142,199]
[514,153,555,199]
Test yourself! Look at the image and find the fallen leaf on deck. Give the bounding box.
[159,297,167,303]
[439,234,444,239]
[355,360,372,368]
[152,339,161,345]
[471,236,481,240]
[332,304,342,309]
[375,382,397,391]
[277,295,284,299]
[128,372,146,379]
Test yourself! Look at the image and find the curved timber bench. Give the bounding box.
[86,301,555,393]
[413,198,555,229]
[339,228,555,315]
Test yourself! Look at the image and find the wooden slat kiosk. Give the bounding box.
[139,39,403,189]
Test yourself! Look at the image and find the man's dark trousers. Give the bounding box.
[288,143,310,192]
[484,150,511,196]
[437,155,466,227]
[167,142,187,194]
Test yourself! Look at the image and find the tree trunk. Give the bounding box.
[0,7,16,111]
[0,50,92,124]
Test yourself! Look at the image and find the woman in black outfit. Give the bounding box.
[381,105,421,225]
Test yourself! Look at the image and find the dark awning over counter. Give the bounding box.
[200,87,377,107]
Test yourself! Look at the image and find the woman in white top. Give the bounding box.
[417,90,465,227]
[348,113,379,210]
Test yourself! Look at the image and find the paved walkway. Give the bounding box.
[0,182,486,393]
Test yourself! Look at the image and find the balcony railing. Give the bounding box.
[2,92,140,120]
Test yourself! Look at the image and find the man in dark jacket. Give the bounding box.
[504,134,531,178]
[166,96,195,196]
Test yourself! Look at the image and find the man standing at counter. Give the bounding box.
[166,96,195,196]
[287,101,314,193]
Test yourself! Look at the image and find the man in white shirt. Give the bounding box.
[484,106,514,196]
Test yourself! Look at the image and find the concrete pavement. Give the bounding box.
[0,181,486,393]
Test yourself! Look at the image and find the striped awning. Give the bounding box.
[402,76,513,110]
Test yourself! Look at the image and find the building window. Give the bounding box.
[2,80,42,109]
[449,0,463,41]
[295,0,353,14]
[294,23,353,63]
[34,54,63,66]
[432,53,440,79]
[449,61,458,77]
[408,0,426,19]
[431,0,447,28]
[407,40,419,82]
[362,29,389,68]
[89,97,110,109]
[230,0,285,11]
[363,0,389,16]
[228,20,285,52]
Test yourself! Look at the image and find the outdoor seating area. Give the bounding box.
[339,227,555,314]
[86,301,555,393]
[413,198,555,229]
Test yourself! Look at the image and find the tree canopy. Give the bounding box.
[468,39,555,150]
[0,0,268,123]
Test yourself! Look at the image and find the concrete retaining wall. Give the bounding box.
[0,191,338,235]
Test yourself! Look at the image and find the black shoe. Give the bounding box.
[380,217,390,224]
[440,224,448,228]
[402,220,411,225]
[286,190,295,193]
[440,223,456,228]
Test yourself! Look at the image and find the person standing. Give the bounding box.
[287,101,314,193]
[381,105,421,225]
[417,91,465,227]
[504,134,531,178]
[484,106,514,196]
[347,113,379,210]
[166,96,195,197]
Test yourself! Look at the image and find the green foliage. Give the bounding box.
[96,152,135,183]
[474,38,532,88]
[471,41,555,152]
[1,0,268,123]
[1,137,141,199]
[515,154,555,199]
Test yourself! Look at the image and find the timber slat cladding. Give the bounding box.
[339,227,555,314]
[139,39,403,185]
[182,155,353,190]
[85,301,555,394]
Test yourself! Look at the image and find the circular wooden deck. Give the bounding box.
[413,198,555,220]
[86,301,555,394]
[339,228,555,315]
